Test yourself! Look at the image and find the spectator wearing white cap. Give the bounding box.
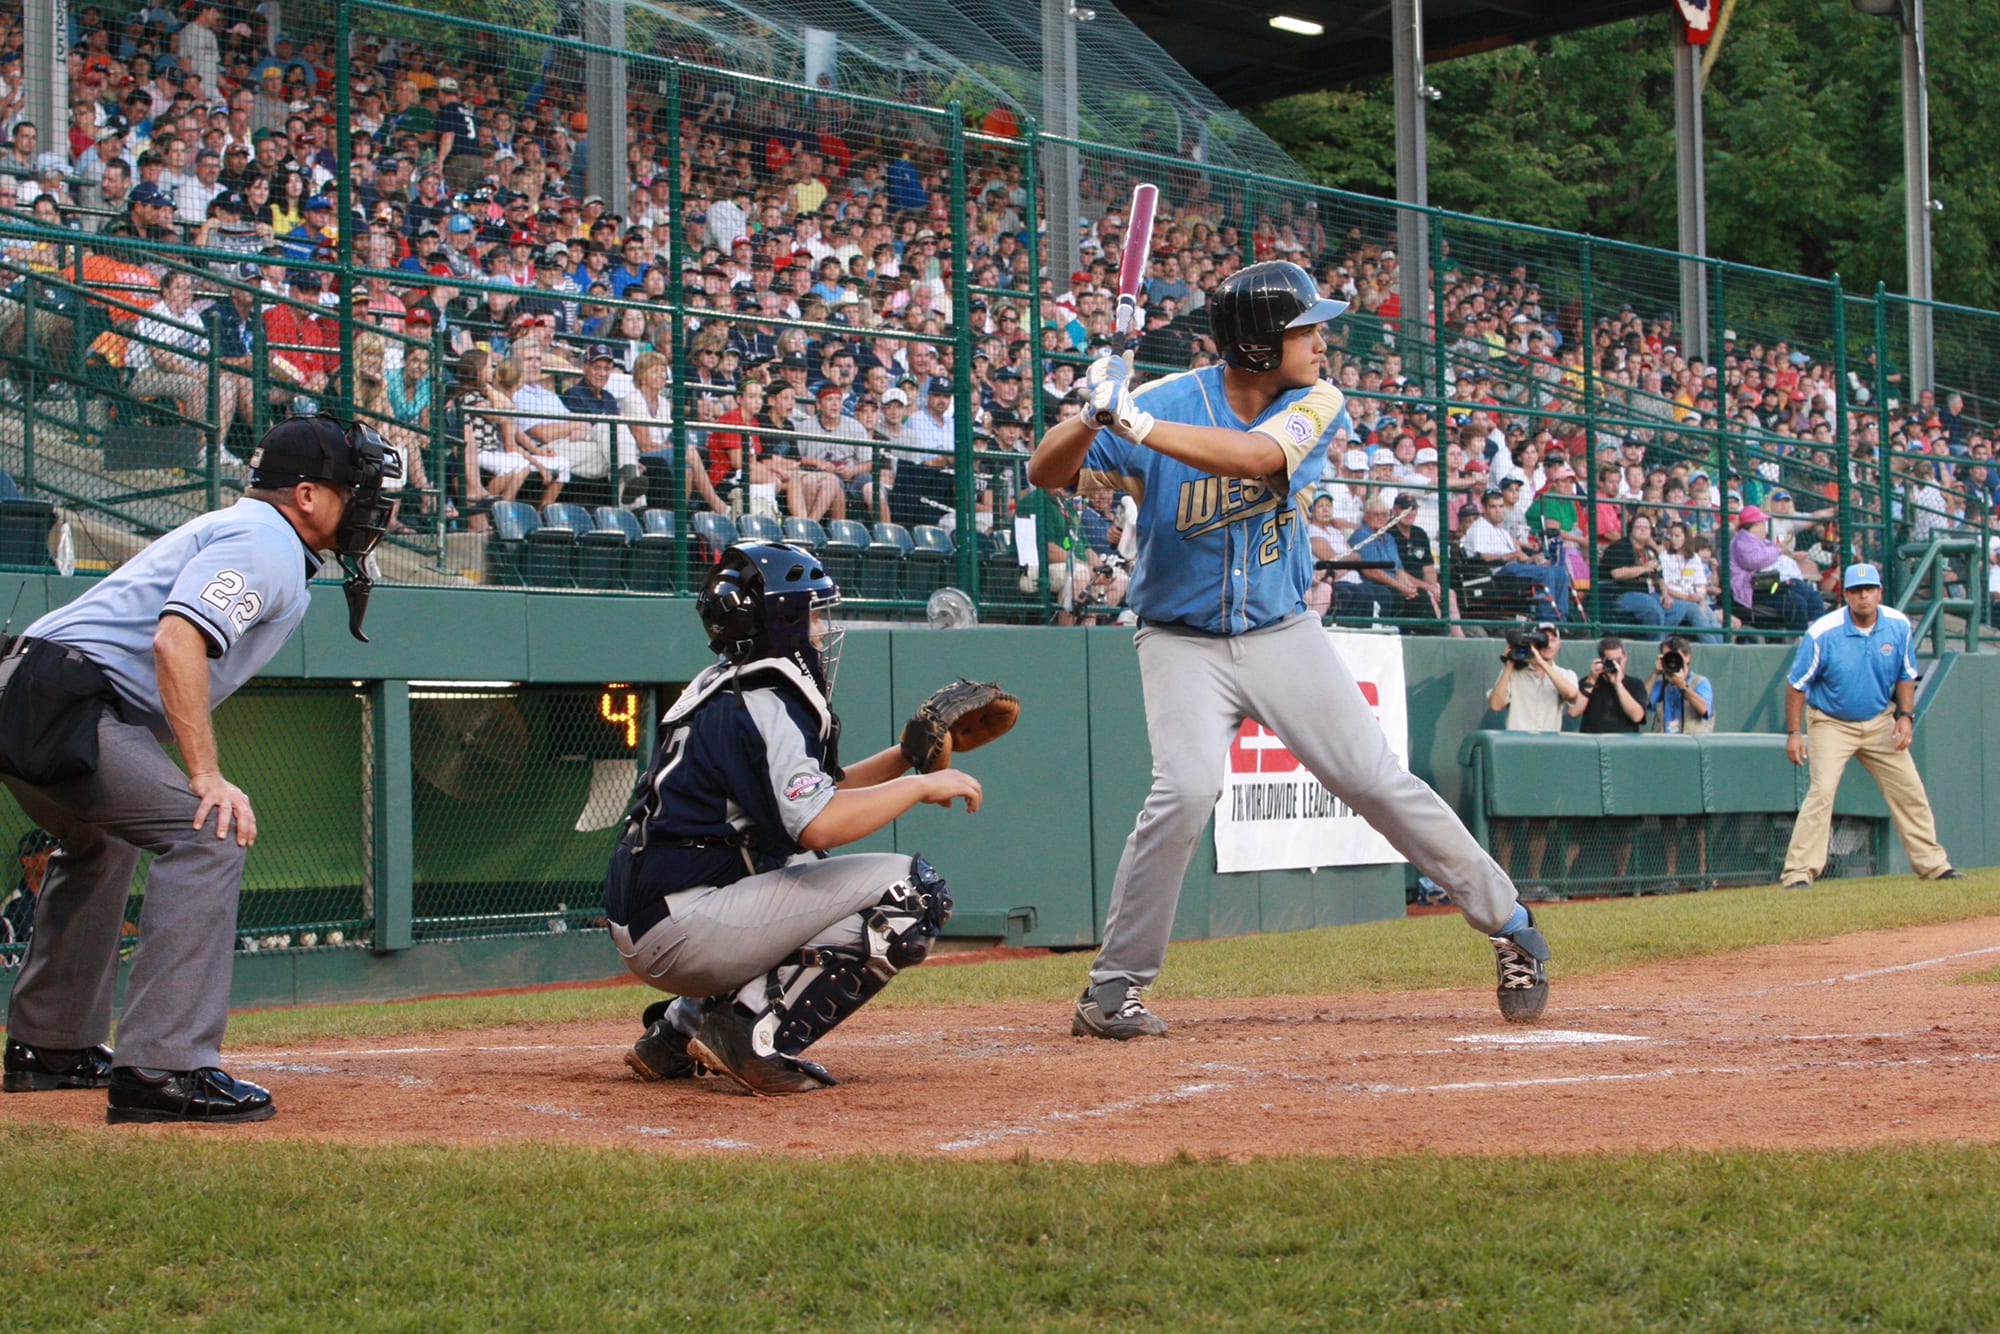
[1329,447,1370,532]
[1407,445,1443,539]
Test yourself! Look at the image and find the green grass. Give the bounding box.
[226,870,2000,1048]
[2,1127,1998,1330]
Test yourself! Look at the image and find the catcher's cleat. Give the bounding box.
[3,1039,113,1092]
[1491,910,1551,1024]
[626,1011,700,1082]
[1072,982,1169,1040]
[688,1006,838,1097]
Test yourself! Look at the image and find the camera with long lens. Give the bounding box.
[1503,625,1550,668]
[1660,647,1686,677]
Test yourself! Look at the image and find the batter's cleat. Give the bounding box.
[1072,982,1169,1040]
[687,1007,838,1097]
[1491,911,1551,1024]
[105,1066,275,1124]
[626,1016,699,1081]
[3,1039,113,1092]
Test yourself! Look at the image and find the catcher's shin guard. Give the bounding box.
[764,855,953,1056]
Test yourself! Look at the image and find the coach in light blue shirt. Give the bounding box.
[1780,562,1959,888]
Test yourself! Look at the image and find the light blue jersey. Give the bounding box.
[1079,367,1349,635]
[26,498,322,731]
[1787,605,1919,721]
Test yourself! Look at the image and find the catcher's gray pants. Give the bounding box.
[1091,615,1520,989]
[2,708,247,1070]
[611,852,912,1002]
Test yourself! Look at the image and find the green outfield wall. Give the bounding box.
[0,573,1990,1013]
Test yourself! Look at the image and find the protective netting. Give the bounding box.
[1487,813,1882,898]
[0,0,1993,641]
[409,682,653,940]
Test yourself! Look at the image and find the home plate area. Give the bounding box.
[9,919,2000,1159]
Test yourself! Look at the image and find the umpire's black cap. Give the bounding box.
[248,416,368,489]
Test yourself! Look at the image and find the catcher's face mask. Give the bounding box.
[247,415,404,642]
[808,603,845,699]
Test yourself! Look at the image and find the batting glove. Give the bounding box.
[1089,378,1155,444]
[1083,353,1131,395]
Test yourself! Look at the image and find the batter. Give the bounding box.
[1026,260,1550,1038]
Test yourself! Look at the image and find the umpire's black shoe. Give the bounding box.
[105,1066,276,1125]
[2,1039,114,1092]
[688,1007,837,1097]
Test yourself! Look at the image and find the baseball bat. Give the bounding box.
[1094,181,1159,427]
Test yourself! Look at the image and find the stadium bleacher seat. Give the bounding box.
[581,507,638,590]
[735,513,783,543]
[486,500,539,586]
[822,517,869,594]
[861,522,913,602]
[0,499,56,570]
[523,502,592,588]
[691,510,737,565]
[905,524,955,600]
[632,507,679,593]
[783,516,828,549]
[980,529,1038,621]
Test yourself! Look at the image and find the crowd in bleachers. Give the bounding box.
[0,2,1992,624]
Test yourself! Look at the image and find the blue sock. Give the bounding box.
[1496,904,1530,937]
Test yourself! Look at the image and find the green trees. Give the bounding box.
[1251,0,2000,308]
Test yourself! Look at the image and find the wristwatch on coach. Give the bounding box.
[1894,710,1914,721]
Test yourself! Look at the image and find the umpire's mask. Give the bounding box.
[248,415,404,641]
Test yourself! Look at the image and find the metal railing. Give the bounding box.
[0,5,1994,640]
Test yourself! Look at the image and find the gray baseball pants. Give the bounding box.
[1090,615,1521,989]
[2,708,247,1070]
[610,851,912,1003]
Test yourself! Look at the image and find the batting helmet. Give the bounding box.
[1208,260,1348,373]
[698,541,845,696]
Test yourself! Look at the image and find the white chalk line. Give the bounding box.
[1360,1049,2000,1095]
[936,1080,1241,1152]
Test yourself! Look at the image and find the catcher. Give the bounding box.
[603,540,1019,1095]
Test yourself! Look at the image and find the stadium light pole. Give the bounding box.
[1040,0,1084,282]
[21,0,63,171]
[1672,25,1709,361]
[1853,0,1935,391]
[1390,0,1431,372]
[585,0,630,218]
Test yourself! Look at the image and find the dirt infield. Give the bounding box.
[10,919,2000,1159]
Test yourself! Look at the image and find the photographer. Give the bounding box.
[1568,635,1648,733]
[1647,635,1714,735]
[1487,622,1579,733]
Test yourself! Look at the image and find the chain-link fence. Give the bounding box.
[0,0,1994,642]
[408,682,652,940]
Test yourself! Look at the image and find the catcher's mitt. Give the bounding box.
[900,679,1021,773]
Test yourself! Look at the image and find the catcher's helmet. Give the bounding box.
[1208,260,1348,373]
[698,540,845,696]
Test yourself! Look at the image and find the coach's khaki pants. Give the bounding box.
[1782,706,1951,884]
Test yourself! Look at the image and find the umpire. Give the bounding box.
[1780,562,1962,888]
[0,416,399,1123]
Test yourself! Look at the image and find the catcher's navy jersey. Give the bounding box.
[605,661,839,927]
[1079,368,1348,634]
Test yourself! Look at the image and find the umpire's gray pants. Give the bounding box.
[610,852,911,1000]
[1092,616,1519,989]
[2,710,247,1070]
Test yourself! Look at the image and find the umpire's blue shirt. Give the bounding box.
[1787,605,1919,721]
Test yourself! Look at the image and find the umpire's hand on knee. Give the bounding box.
[191,770,258,846]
